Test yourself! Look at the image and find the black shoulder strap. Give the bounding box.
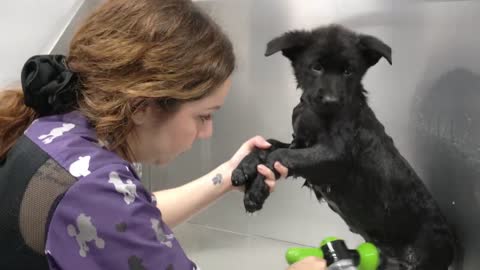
[0,135,51,270]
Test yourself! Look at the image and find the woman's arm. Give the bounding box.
[153,136,288,228]
[153,162,234,228]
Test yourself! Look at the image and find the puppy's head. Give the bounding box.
[266,24,391,114]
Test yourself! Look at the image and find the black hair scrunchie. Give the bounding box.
[21,55,79,116]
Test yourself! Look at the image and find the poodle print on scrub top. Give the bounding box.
[25,112,201,270]
[69,156,92,177]
[108,171,138,205]
[150,219,174,248]
[38,123,75,144]
[67,213,105,258]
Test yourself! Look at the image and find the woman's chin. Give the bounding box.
[153,159,169,166]
[149,150,188,166]
[153,155,177,166]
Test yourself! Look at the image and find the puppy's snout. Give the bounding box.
[322,95,339,104]
[315,93,341,112]
[305,91,341,109]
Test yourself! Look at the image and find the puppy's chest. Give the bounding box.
[310,174,375,222]
[293,121,355,150]
[311,177,362,213]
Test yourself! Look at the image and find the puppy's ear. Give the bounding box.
[265,31,311,61]
[358,34,392,66]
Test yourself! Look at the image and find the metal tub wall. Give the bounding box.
[0,0,93,88]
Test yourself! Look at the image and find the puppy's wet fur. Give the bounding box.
[232,25,458,269]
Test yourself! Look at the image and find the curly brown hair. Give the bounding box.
[0,0,235,162]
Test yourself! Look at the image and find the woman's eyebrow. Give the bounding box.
[207,105,222,110]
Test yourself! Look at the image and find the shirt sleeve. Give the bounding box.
[45,163,198,270]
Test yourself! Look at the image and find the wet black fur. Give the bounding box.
[232,25,457,269]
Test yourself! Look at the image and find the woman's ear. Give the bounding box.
[131,100,150,126]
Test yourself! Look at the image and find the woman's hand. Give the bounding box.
[226,136,288,192]
[287,257,327,270]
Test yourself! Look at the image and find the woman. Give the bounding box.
[0,0,326,269]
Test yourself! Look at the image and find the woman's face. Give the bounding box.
[130,77,232,165]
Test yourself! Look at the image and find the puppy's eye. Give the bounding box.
[312,63,324,73]
[344,67,353,77]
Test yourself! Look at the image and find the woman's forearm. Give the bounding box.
[153,162,234,228]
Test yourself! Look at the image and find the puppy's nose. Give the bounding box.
[322,95,339,104]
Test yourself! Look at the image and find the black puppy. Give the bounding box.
[232,25,457,269]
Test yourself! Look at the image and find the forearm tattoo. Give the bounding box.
[212,173,223,186]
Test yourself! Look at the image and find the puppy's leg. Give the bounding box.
[243,144,340,212]
[379,257,412,270]
[403,227,454,270]
[264,144,340,176]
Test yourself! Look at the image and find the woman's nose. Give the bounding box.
[197,120,213,139]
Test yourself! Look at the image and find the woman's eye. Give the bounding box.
[199,114,212,122]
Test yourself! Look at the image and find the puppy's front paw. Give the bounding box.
[231,152,264,186]
[231,168,247,186]
[243,175,270,213]
[244,194,263,213]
